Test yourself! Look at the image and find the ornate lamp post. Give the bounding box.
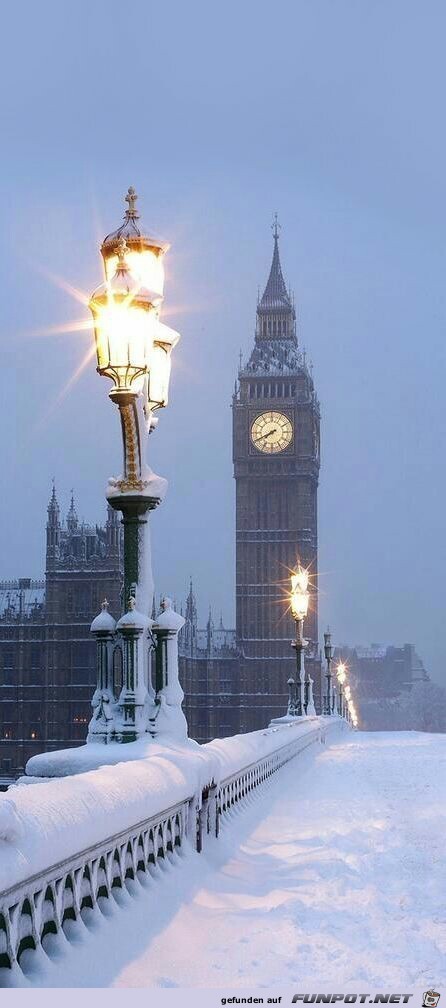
[88,189,182,744]
[323,627,334,715]
[290,566,310,716]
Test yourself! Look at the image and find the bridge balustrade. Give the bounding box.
[0,718,338,972]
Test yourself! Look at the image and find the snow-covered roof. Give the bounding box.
[0,580,45,621]
[354,645,388,659]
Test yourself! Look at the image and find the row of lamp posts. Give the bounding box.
[286,566,358,727]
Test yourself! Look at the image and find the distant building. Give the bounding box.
[334,642,428,703]
[0,487,122,781]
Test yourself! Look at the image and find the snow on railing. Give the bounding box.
[0,717,338,972]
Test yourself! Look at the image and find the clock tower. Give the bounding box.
[233,221,321,731]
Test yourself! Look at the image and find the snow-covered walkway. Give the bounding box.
[8,730,446,988]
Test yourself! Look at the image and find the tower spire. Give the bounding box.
[184,577,197,655]
[258,217,293,313]
[46,480,61,561]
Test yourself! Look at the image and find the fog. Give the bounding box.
[1,0,445,682]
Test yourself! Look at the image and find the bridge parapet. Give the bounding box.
[0,717,343,973]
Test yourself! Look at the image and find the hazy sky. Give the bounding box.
[1,1,445,683]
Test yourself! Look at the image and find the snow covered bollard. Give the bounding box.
[306,676,316,716]
[150,597,188,741]
[114,599,153,743]
[88,600,117,744]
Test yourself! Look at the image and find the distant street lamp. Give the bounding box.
[88,188,184,745]
[336,661,347,718]
[323,627,334,715]
[344,684,354,726]
[290,566,310,716]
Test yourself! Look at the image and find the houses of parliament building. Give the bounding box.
[0,225,322,776]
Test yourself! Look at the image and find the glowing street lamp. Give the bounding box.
[336,661,347,718]
[290,565,310,716]
[88,188,182,744]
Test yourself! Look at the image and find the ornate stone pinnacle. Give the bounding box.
[125,187,139,219]
[101,599,109,611]
[272,212,280,240]
[128,596,136,611]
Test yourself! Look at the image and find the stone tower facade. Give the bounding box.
[233,223,321,731]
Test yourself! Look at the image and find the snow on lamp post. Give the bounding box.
[324,627,334,716]
[88,600,116,743]
[151,597,187,739]
[290,566,309,716]
[89,189,182,743]
[287,676,296,717]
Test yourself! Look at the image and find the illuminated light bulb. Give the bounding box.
[290,565,310,620]
[105,248,165,298]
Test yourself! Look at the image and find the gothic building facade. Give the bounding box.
[180,581,239,743]
[0,488,122,781]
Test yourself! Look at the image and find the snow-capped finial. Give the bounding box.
[272,212,280,241]
[128,596,136,611]
[125,187,139,219]
[90,598,116,634]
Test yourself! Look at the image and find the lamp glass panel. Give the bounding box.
[93,302,156,385]
[291,569,309,594]
[105,249,164,296]
[291,590,309,619]
[147,344,171,408]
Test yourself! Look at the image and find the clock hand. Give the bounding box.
[257,428,277,442]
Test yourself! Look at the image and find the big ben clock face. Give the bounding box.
[251,411,293,454]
